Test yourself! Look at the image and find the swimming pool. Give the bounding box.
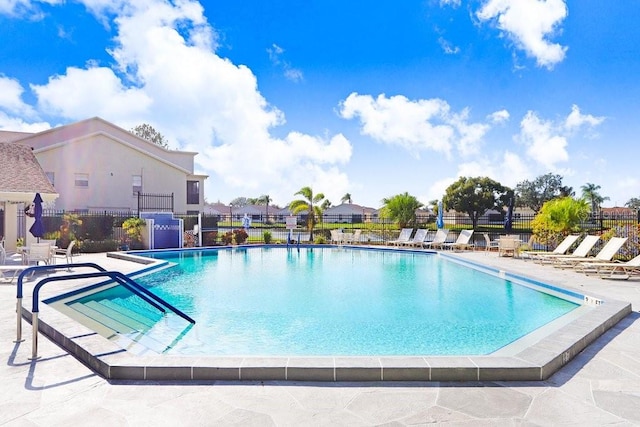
[62,246,580,357]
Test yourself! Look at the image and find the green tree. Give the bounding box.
[581,183,609,214]
[289,186,325,241]
[443,177,510,229]
[229,197,248,207]
[341,193,352,204]
[515,173,574,213]
[531,197,590,245]
[625,197,640,210]
[380,192,423,228]
[321,199,332,210]
[130,123,169,149]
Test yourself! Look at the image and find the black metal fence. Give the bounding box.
[12,209,639,258]
[137,192,174,213]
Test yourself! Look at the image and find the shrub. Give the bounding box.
[221,231,233,245]
[263,230,272,244]
[79,240,119,253]
[314,235,326,244]
[202,230,218,246]
[233,228,248,244]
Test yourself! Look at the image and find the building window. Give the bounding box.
[45,172,54,186]
[187,180,199,204]
[74,173,89,188]
[132,175,142,196]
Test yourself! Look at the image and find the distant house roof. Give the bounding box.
[0,142,58,202]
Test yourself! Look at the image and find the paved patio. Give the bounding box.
[2,250,639,425]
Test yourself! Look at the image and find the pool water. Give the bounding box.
[72,247,580,356]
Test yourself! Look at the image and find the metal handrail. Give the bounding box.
[16,263,107,343]
[16,264,195,359]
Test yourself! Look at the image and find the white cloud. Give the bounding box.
[267,43,304,83]
[0,0,61,17]
[476,0,568,69]
[0,75,36,117]
[564,104,604,131]
[438,37,460,55]
[0,111,50,132]
[488,109,509,124]
[13,0,349,206]
[439,0,461,7]
[339,93,492,158]
[519,110,569,168]
[517,105,605,170]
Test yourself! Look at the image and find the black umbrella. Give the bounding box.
[504,197,514,232]
[29,193,45,242]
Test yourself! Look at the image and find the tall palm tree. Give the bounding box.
[380,192,423,228]
[341,193,352,204]
[581,183,609,214]
[257,194,272,223]
[289,186,325,241]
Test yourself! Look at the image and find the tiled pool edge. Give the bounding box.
[22,297,631,382]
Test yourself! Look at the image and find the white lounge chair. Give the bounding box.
[574,254,640,280]
[330,230,345,245]
[534,235,601,264]
[23,242,53,266]
[401,229,428,247]
[553,237,628,269]
[422,229,450,249]
[497,236,520,257]
[388,228,413,246]
[442,230,475,251]
[520,234,580,260]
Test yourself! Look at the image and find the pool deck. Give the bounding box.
[2,248,640,425]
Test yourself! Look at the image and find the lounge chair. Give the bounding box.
[0,244,28,284]
[442,230,475,251]
[422,229,450,249]
[534,235,601,264]
[520,235,580,260]
[388,228,413,246]
[553,237,628,269]
[574,254,640,280]
[483,233,499,252]
[401,228,428,247]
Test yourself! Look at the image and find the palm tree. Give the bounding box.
[257,194,272,223]
[341,193,352,204]
[289,186,325,241]
[624,197,640,211]
[581,183,609,215]
[380,192,423,228]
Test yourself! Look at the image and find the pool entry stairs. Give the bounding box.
[22,263,195,356]
[66,294,193,355]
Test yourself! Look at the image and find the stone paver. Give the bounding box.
[1,250,639,426]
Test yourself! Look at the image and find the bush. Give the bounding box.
[314,235,326,244]
[263,230,272,244]
[233,228,248,244]
[79,240,119,253]
[202,230,218,246]
[221,231,233,245]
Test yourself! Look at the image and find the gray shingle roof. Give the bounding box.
[0,142,57,198]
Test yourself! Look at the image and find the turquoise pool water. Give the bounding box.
[72,247,580,356]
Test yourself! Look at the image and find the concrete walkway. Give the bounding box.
[1,250,639,426]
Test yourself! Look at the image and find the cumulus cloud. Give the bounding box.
[0,75,37,117]
[476,0,568,69]
[517,105,603,170]
[11,0,350,205]
[488,109,509,124]
[339,93,492,158]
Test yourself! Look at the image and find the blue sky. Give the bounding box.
[1,0,639,209]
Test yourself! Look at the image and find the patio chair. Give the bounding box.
[401,228,428,247]
[534,235,600,265]
[553,237,628,269]
[483,233,499,252]
[24,242,54,266]
[442,230,475,251]
[343,229,362,244]
[0,244,28,283]
[422,229,450,249]
[388,228,413,246]
[53,240,76,270]
[574,254,640,280]
[520,234,580,261]
[330,230,345,245]
[497,236,520,257]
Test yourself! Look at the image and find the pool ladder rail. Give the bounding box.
[15,263,195,360]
